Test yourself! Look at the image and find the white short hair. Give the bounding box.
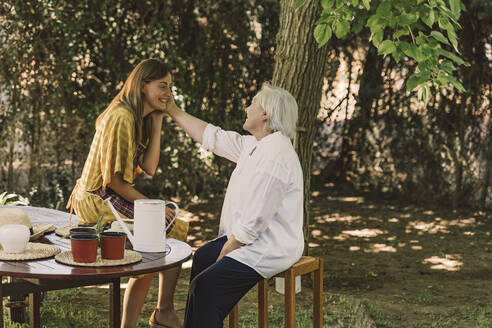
[256,83,298,139]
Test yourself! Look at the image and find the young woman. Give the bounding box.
[67,59,187,328]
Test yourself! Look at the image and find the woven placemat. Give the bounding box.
[31,223,56,240]
[0,242,61,260]
[55,249,142,267]
[54,225,79,238]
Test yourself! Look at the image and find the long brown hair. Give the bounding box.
[96,59,171,145]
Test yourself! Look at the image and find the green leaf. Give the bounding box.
[447,29,459,52]
[378,40,396,55]
[430,31,450,45]
[294,0,307,9]
[407,72,430,90]
[321,0,334,9]
[399,42,422,61]
[438,48,465,65]
[96,214,105,234]
[317,14,335,25]
[437,73,465,91]
[417,83,431,107]
[352,15,366,33]
[334,20,350,38]
[438,16,454,31]
[362,0,371,10]
[398,13,418,25]
[449,0,461,20]
[376,1,392,17]
[366,15,382,29]
[421,7,435,27]
[423,84,431,107]
[349,0,359,6]
[372,30,384,47]
[314,24,332,47]
[440,60,456,73]
[392,49,404,63]
[416,32,427,46]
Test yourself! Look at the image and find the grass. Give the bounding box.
[3,288,106,328]
[237,294,359,328]
[3,290,362,328]
[411,297,492,328]
[3,286,492,327]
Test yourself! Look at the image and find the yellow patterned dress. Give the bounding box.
[67,103,188,241]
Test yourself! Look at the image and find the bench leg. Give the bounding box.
[228,303,238,328]
[313,259,323,328]
[109,278,121,328]
[258,279,268,328]
[284,270,296,328]
[28,292,41,328]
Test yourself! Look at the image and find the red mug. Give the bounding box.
[100,232,126,260]
[70,234,98,263]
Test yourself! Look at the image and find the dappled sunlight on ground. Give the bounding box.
[315,213,361,224]
[404,217,477,235]
[422,254,463,271]
[175,182,492,327]
[306,182,492,326]
[342,228,386,238]
[325,196,365,203]
[405,220,451,234]
[364,243,397,253]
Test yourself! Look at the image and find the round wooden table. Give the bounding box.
[0,206,192,328]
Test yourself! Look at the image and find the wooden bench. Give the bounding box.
[228,256,323,328]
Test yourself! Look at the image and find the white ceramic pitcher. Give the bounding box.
[105,198,178,252]
[0,224,30,253]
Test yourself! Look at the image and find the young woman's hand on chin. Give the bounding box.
[150,109,164,126]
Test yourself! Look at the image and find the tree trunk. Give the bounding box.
[272,0,330,254]
[481,115,492,208]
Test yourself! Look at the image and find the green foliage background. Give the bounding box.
[0,0,279,208]
[0,0,490,209]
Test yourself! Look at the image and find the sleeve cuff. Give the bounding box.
[232,223,258,245]
[201,124,219,151]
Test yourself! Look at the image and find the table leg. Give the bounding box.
[109,278,121,328]
[7,277,26,323]
[29,292,41,328]
[0,276,4,328]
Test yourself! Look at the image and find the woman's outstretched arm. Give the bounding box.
[165,98,207,144]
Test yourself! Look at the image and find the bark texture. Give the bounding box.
[272,0,330,253]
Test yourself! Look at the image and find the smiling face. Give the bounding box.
[141,73,172,115]
[243,96,270,139]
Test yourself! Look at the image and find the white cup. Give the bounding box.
[0,224,30,253]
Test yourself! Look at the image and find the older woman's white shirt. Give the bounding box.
[201,124,304,278]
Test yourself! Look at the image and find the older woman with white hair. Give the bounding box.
[165,83,304,328]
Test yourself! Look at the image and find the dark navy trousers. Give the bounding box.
[183,236,263,328]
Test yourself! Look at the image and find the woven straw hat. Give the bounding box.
[0,208,54,240]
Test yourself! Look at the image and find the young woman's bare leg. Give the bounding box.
[150,266,183,328]
[121,274,153,328]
